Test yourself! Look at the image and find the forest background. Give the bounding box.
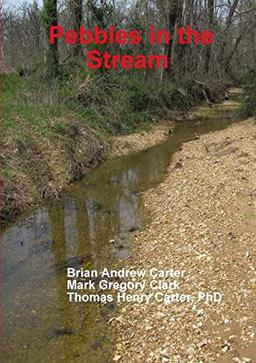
[2,0,256,220]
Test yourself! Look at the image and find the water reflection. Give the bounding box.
[64,200,79,257]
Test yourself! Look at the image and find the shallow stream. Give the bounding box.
[3,96,241,362]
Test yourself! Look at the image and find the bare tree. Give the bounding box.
[2,0,256,81]
[42,0,59,77]
[69,0,83,58]
[204,0,214,73]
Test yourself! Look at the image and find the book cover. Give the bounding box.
[2,0,256,362]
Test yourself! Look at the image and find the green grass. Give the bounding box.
[3,63,214,138]
[2,63,229,222]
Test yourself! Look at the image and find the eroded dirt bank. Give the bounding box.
[2,87,232,223]
[2,119,173,223]
[113,118,256,362]
[3,120,107,222]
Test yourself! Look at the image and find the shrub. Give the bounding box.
[240,68,256,117]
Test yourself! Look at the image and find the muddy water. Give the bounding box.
[3,98,241,362]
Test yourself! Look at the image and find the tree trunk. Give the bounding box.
[43,0,58,78]
[218,0,240,67]
[204,0,214,74]
[69,0,83,58]
[166,0,183,73]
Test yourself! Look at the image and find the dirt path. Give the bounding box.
[113,115,256,362]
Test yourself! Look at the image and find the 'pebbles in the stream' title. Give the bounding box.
[67,268,223,304]
[50,25,215,70]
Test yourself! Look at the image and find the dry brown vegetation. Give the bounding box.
[2,116,107,221]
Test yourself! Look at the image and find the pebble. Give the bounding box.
[221,345,229,353]
[186,346,195,355]
[112,118,256,363]
[197,339,208,348]
[113,355,122,361]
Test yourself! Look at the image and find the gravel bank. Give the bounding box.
[109,123,174,158]
[113,118,256,363]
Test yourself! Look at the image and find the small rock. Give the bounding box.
[232,358,241,362]
[186,346,195,355]
[113,355,122,361]
[192,321,203,329]
[173,355,180,363]
[197,339,208,348]
[161,348,170,356]
[221,345,229,353]
[245,251,251,258]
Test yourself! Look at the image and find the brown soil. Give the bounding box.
[2,116,107,222]
[112,118,256,363]
[2,117,174,223]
